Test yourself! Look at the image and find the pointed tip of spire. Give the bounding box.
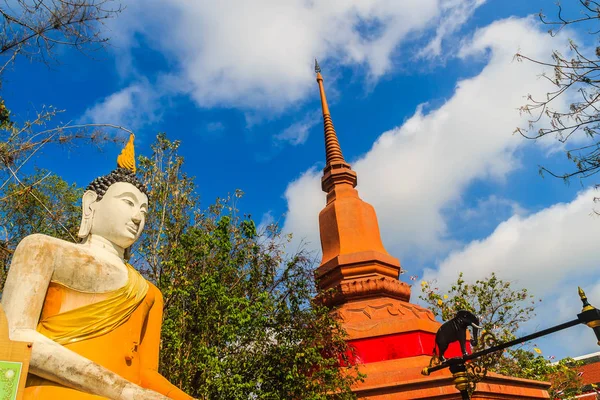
[315,58,321,74]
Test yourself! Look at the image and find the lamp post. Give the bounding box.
[422,287,600,399]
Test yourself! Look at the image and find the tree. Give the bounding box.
[0,169,81,289]
[420,272,537,343]
[0,0,130,233]
[0,103,127,255]
[133,133,361,399]
[420,273,583,399]
[0,0,123,73]
[495,349,583,400]
[516,1,600,184]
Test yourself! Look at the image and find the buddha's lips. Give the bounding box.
[126,224,139,234]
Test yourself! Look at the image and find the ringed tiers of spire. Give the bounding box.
[315,59,357,194]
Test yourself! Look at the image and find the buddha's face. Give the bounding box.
[89,181,148,249]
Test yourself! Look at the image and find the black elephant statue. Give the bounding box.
[433,310,482,362]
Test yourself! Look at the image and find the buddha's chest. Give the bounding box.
[51,255,128,293]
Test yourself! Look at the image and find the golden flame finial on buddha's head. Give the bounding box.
[117,133,136,173]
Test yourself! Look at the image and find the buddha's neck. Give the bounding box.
[81,235,126,265]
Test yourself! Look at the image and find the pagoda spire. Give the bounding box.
[313,61,408,306]
[314,60,357,194]
[315,59,345,165]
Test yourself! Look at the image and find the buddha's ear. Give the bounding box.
[77,190,98,239]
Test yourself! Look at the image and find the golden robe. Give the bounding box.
[25,264,190,400]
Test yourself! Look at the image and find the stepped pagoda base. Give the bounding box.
[333,297,550,399]
[352,359,550,399]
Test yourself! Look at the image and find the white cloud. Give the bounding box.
[423,188,600,293]
[418,0,486,59]
[421,188,600,357]
[206,122,225,133]
[81,81,161,131]
[275,110,320,146]
[257,211,275,234]
[109,0,486,110]
[460,195,527,222]
[282,17,571,259]
[283,167,323,252]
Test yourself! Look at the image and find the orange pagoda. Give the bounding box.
[313,61,551,399]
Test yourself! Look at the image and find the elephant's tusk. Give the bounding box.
[471,323,483,329]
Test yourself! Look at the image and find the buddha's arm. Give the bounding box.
[1,235,169,400]
[139,285,194,400]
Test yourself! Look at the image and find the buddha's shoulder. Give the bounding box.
[146,280,163,299]
[16,233,78,253]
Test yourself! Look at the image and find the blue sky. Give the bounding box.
[4,0,600,360]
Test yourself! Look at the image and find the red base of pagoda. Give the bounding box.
[333,296,550,399]
[348,331,467,364]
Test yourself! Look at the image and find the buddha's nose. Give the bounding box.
[132,212,142,224]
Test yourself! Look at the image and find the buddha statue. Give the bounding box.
[1,135,193,399]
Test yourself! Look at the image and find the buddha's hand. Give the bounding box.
[120,384,171,400]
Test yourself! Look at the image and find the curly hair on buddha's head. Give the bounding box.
[86,167,148,201]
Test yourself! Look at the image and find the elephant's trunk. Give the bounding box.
[471,324,480,347]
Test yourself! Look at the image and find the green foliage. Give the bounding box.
[420,272,536,343]
[0,169,81,288]
[0,99,12,130]
[496,350,582,399]
[420,272,582,399]
[134,133,360,399]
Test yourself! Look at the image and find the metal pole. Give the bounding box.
[464,318,581,361]
[425,318,581,375]
[449,363,471,400]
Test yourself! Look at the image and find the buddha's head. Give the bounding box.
[77,134,149,253]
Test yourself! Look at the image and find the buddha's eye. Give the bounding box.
[123,199,134,207]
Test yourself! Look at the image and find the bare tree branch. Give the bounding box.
[516,3,600,183]
[0,0,123,74]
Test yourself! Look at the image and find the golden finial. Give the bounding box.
[117,133,136,173]
[579,287,594,312]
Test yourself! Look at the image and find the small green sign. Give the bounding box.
[0,361,21,400]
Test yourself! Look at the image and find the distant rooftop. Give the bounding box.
[570,351,600,389]
[574,352,600,364]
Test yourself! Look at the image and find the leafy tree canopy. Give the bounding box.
[0,169,82,288]
[127,133,362,399]
[420,272,583,399]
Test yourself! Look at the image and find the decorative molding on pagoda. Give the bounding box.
[319,276,411,307]
[321,165,357,195]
